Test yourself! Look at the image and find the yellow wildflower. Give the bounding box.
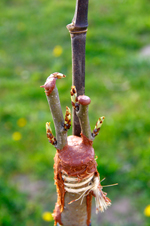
[144,205,150,217]
[53,45,63,57]
[12,132,22,141]
[17,118,27,127]
[42,211,53,222]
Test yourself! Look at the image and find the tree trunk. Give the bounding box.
[60,1,91,225]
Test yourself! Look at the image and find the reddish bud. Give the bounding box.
[40,77,56,96]
[78,95,91,106]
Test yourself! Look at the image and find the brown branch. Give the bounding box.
[67,0,89,32]
[67,0,89,136]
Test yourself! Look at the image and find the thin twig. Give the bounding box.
[46,86,67,150]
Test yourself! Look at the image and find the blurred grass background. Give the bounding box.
[0,0,150,225]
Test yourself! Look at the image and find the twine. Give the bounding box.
[62,172,111,212]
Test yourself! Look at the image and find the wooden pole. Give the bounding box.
[67,0,89,136]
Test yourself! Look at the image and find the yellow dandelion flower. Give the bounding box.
[42,211,53,222]
[144,205,150,217]
[17,118,27,127]
[53,45,63,57]
[12,132,22,141]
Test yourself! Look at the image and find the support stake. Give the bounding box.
[67,0,89,136]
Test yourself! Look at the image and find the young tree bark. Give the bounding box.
[67,0,89,137]
[45,85,67,150]
[41,74,68,150]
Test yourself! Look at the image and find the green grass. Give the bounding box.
[0,0,150,225]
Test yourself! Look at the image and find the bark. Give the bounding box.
[67,0,89,137]
[46,85,67,150]
[61,193,88,226]
[77,104,92,140]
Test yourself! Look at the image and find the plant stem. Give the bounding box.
[46,86,67,150]
[61,193,88,226]
[77,105,92,140]
[67,0,89,137]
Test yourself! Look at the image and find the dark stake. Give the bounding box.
[67,0,89,136]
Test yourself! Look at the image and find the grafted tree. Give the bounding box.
[41,73,112,226]
[41,0,117,225]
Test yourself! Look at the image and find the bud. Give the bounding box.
[92,116,105,138]
[70,86,79,111]
[46,122,57,145]
[50,72,66,79]
[64,106,71,130]
[95,116,105,130]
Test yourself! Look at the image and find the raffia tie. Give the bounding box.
[62,172,111,213]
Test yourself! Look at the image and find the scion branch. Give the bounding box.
[41,73,70,150]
